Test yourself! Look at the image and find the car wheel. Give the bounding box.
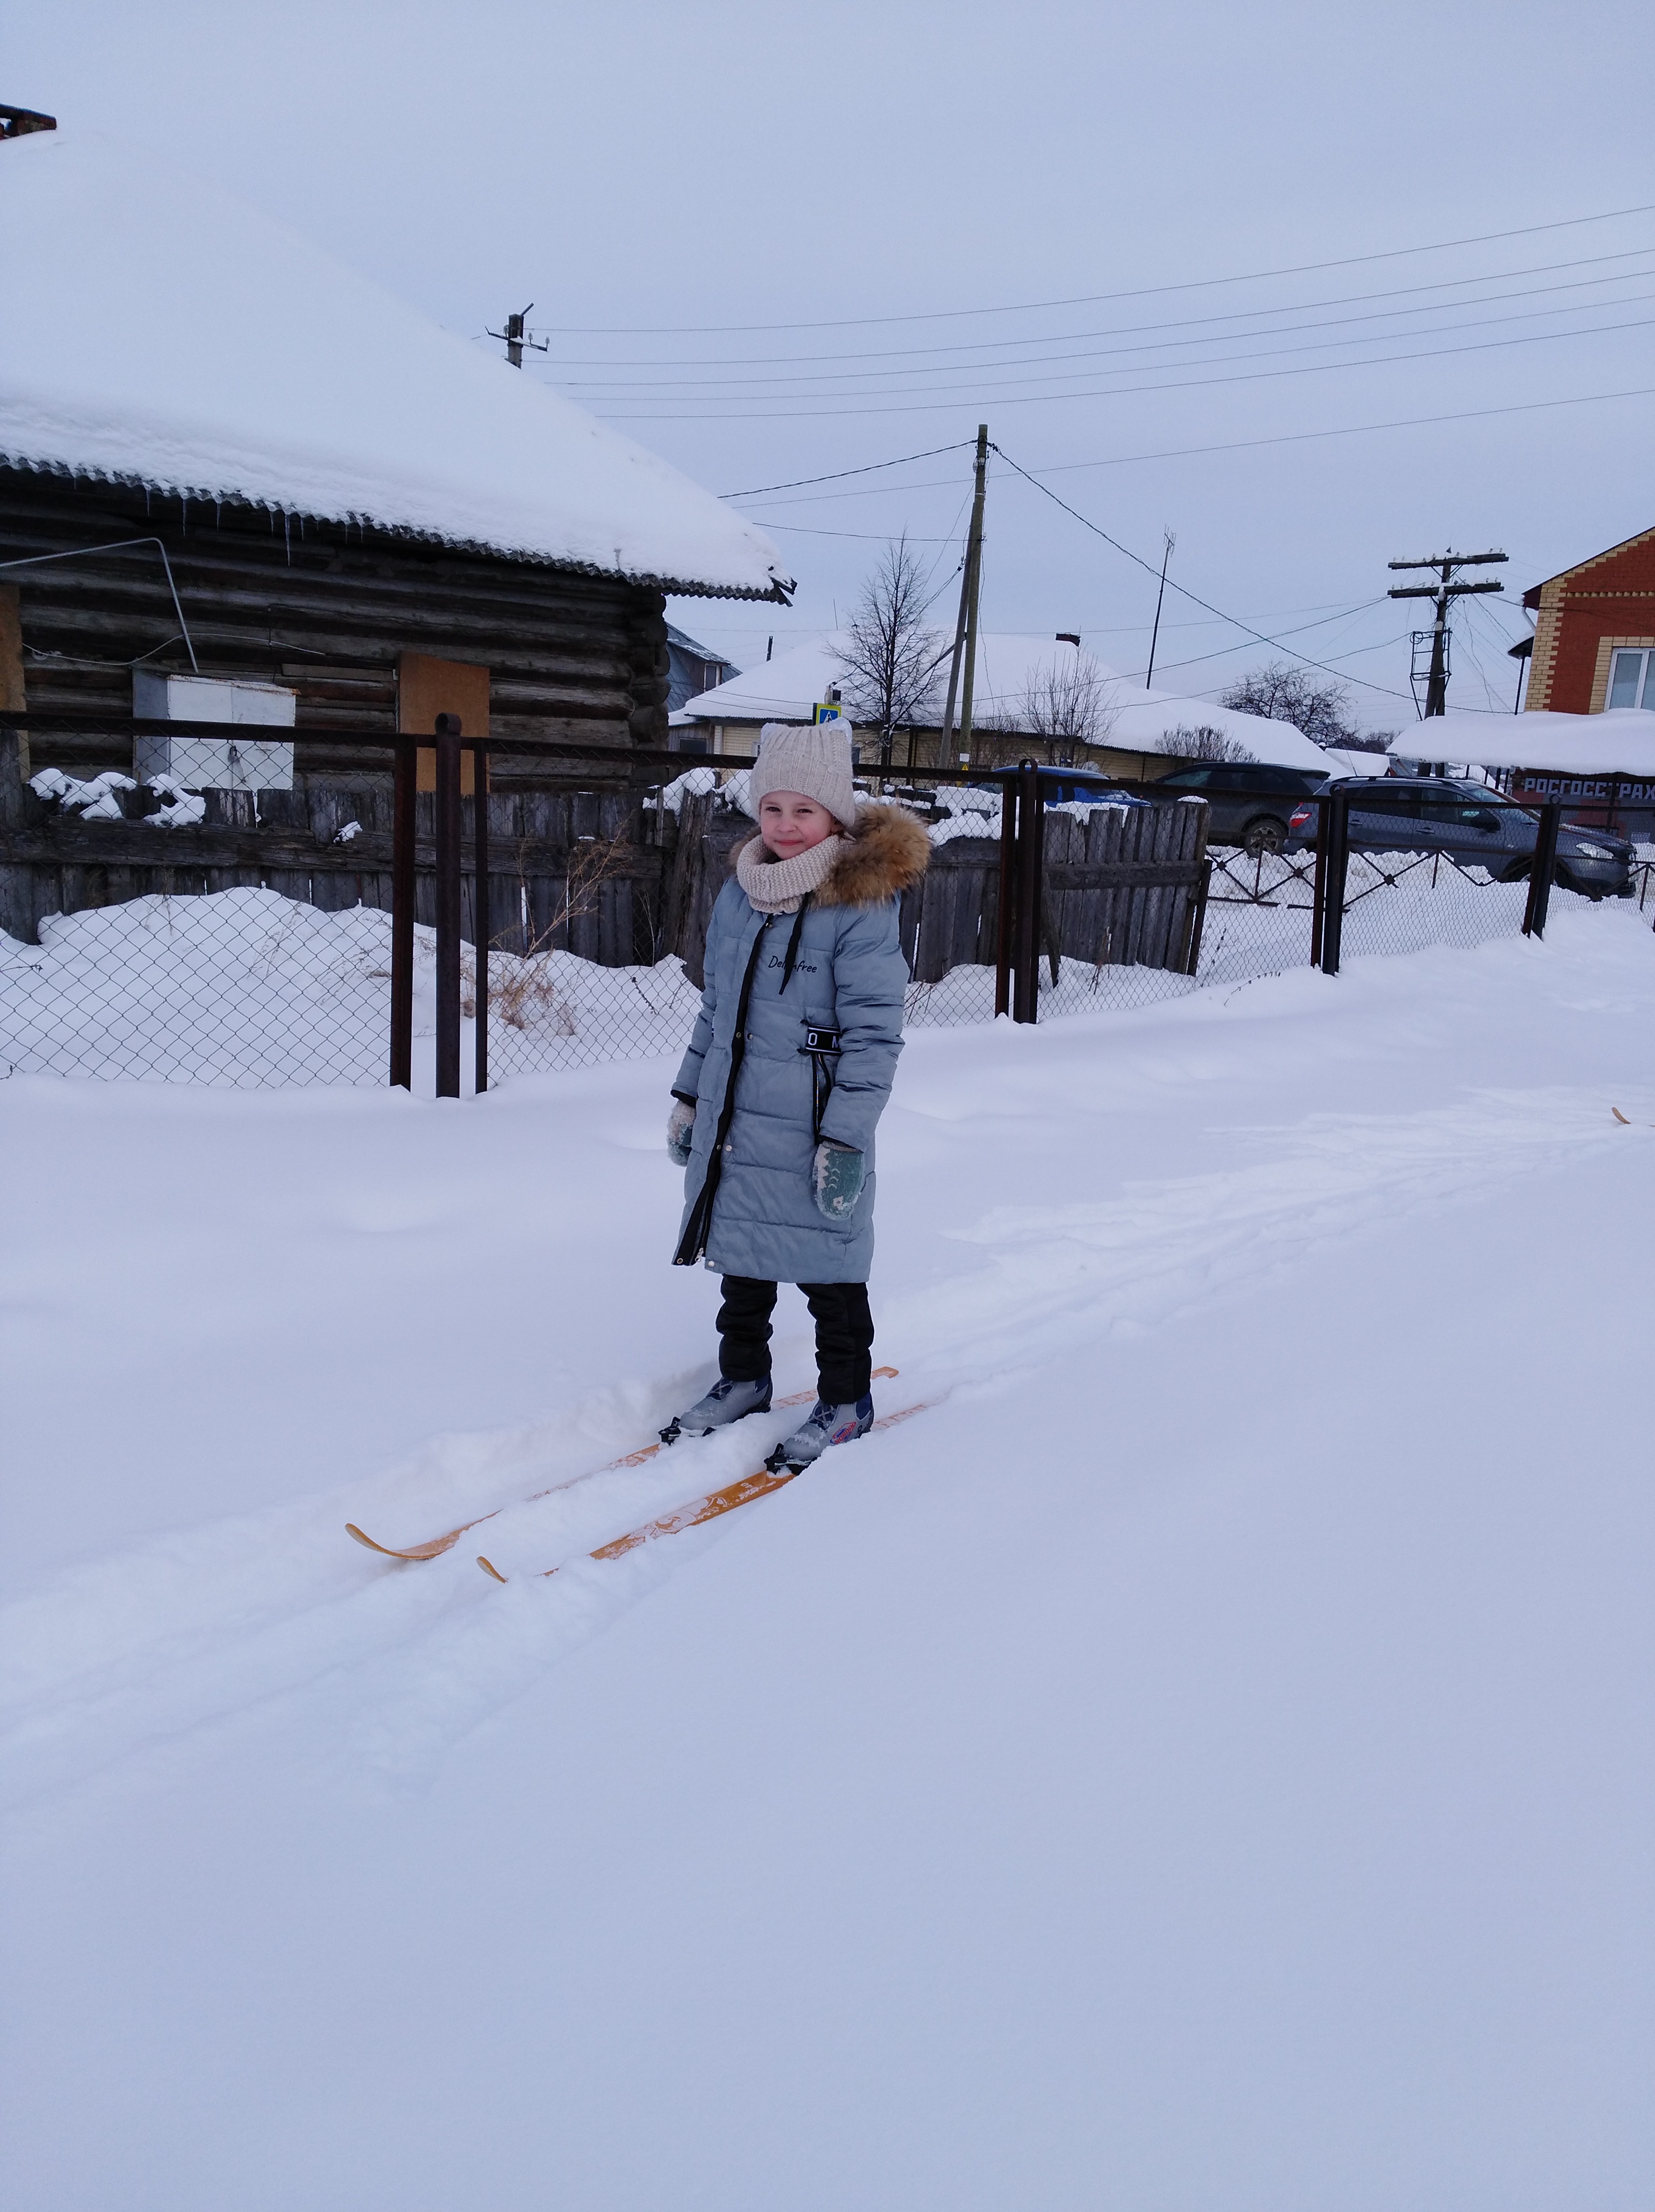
[1241,816,1286,857]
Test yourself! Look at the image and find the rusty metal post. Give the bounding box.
[1013,759,1044,1023]
[390,737,415,1089]
[994,774,1018,1016]
[434,712,463,1098]
[1523,801,1562,938]
[472,740,489,1095]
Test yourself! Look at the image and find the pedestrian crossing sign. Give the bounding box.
[812,701,843,725]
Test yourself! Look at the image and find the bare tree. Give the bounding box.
[1159,723,1256,764]
[1016,651,1117,766]
[1217,661,1358,749]
[834,535,951,769]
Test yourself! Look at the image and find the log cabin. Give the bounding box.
[0,114,789,792]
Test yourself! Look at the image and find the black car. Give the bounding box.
[1284,776,1636,899]
[1153,763,1328,854]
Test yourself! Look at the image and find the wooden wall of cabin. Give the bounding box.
[0,466,673,786]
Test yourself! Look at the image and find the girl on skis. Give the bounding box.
[664,719,929,1469]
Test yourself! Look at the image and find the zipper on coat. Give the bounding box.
[673,916,774,1267]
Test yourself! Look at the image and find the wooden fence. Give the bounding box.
[0,735,665,966]
[896,798,1207,985]
[1,734,1207,990]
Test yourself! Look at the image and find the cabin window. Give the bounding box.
[1606,648,1655,710]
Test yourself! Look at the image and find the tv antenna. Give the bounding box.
[487,304,549,369]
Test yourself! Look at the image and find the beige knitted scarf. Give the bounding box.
[735,831,851,915]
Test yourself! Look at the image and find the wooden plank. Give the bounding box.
[0,820,662,878]
[399,652,487,795]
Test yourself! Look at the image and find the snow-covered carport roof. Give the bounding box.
[1387,708,1655,778]
[0,126,792,602]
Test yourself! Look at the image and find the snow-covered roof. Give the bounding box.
[677,630,1356,771]
[0,127,789,600]
[1386,708,1655,778]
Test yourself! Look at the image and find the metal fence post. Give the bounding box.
[1184,856,1213,976]
[434,712,463,1098]
[994,774,1018,1017]
[1013,759,1044,1023]
[472,740,489,1095]
[1309,794,1330,970]
[1320,788,1350,975]
[389,737,415,1089]
[1522,801,1562,939]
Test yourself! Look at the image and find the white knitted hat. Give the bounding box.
[747,720,858,830]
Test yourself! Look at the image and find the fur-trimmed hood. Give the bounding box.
[733,802,930,907]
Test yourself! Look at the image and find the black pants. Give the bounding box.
[717,1276,875,1405]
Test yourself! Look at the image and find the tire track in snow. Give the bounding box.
[2,1086,1639,1814]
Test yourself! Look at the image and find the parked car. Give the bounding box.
[1041,778,1147,809]
[1284,776,1636,899]
[1152,763,1328,854]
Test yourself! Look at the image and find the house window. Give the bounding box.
[1607,648,1655,709]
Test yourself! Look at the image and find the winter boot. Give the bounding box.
[765,1395,874,1473]
[661,1373,772,1445]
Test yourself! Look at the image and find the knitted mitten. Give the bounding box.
[667,1097,696,1165]
[812,1139,865,1220]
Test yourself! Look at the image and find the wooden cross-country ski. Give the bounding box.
[476,1398,931,1584]
[345,1370,898,1563]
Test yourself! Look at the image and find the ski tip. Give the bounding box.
[345,1523,389,1554]
[1613,1106,1631,1124]
[477,1555,509,1584]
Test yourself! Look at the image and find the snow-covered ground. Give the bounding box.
[3,911,1652,2210]
[4,852,1612,1079]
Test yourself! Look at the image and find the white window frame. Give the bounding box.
[1606,646,1655,710]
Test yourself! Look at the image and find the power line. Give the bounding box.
[731,384,1655,509]
[546,201,1655,335]
[1134,600,1392,676]
[989,443,1416,700]
[762,522,962,541]
[558,270,1655,394]
[1031,382,1655,484]
[1145,623,1411,684]
[600,309,1655,422]
[536,245,1655,371]
[720,442,972,499]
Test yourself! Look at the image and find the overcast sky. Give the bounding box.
[10,2,1653,727]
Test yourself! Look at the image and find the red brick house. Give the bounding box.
[1524,526,1655,714]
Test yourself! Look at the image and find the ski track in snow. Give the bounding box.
[2,1082,1638,1818]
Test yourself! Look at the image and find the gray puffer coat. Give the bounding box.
[673,804,930,1283]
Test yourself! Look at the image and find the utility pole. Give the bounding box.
[1144,529,1175,689]
[941,425,989,763]
[487,303,549,369]
[1387,549,1506,717]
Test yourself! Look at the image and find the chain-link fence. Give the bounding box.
[2,723,1645,1090]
